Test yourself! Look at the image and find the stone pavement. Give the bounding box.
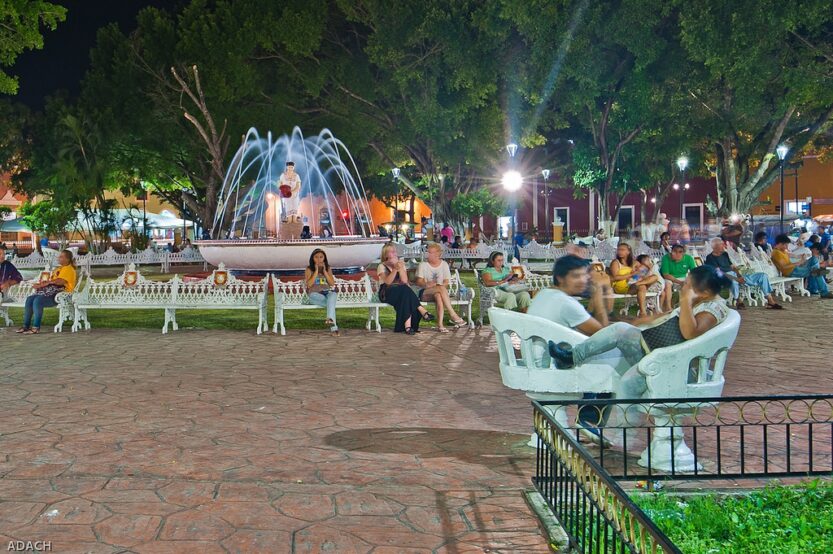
[0,296,830,553]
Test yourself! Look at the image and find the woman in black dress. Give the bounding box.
[376,243,433,334]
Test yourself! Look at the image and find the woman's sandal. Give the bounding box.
[22,328,40,335]
[15,328,29,334]
[405,327,417,335]
[421,312,435,322]
[331,329,340,337]
[766,303,783,310]
[450,319,467,329]
[437,327,450,334]
[324,318,334,326]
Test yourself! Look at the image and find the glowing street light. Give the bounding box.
[541,169,551,181]
[676,156,689,172]
[391,167,401,180]
[501,170,523,192]
[777,144,789,232]
[506,143,518,158]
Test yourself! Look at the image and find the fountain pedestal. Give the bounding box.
[278,221,303,240]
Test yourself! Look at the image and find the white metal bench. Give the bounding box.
[0,267,86,332]
[490,307,740,472]
[72,263,268,334]
[271,274,385,335]
[271,270,475,335]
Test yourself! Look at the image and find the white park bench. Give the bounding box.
[0,267,86,332]
[489,307,740,472]
[271,270,475,335]
[272,274,385,335]
[72,263,268,334]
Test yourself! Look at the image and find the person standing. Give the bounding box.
[440,223,454,244]
[278,161,302,221]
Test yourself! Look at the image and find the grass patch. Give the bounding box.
[634,481,833,553]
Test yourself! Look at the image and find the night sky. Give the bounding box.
[13,0,172,108]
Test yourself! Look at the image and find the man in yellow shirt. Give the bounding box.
[772,234,833,298]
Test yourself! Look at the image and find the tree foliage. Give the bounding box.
[0,0,66,94]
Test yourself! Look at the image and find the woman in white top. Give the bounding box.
[279,161,302,219]
[415,242,467,332]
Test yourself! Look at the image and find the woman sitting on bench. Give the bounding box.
[377,243,433,335]
[17,249,77,335]
[305,248,339,336]
[481,252,531,313]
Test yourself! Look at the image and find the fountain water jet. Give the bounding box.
[196,127,388,271]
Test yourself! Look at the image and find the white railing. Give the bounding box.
[11,246,206,273]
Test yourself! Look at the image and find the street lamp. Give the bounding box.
[777,144,789,232]
[391,167,400,180]
[502,170,523,242]
[506,143,518,158]
[676,156,688,224]
[541,169,551,234]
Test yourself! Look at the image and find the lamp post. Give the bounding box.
[541,169,551,234]
[391,168,400,241]
[777,144,789,232]
[506,143,518,158]
[676,156,688,224]
[502,170,523,242]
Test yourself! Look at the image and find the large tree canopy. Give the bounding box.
[8,0,833,235]
[0,0,65,94]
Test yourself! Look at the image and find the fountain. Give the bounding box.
[196,127,388,271]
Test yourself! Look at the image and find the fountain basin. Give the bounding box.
[195,237,389,271]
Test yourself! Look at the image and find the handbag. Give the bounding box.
[279,184,292,198]
[34,284,64,298]
[501,283,530,294]
[639,314,685,352]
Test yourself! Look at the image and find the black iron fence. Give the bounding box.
[532,395,833,553]
[533,404,682,553]
[537,395,833,481]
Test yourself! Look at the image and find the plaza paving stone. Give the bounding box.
[0,295,830,552]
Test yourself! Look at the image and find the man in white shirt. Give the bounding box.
[528,255,644,445]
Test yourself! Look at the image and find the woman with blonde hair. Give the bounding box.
[415,242,467,332]
[377,243,433,334]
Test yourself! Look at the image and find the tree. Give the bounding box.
[0,0,66,94]
[677,0,833,215]
[18,199,75,247]
[449,188,507,232]
[509,0,692,232]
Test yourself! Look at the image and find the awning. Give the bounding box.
[0,218,32,233]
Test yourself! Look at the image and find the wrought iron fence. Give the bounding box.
[533,403,682,553]
[537,395,833,481]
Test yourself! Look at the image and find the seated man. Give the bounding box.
[704,238,782,309]
[529,255,628,445]
[772,234,833,299]
[659,244,697,312]
[0,246,23,296]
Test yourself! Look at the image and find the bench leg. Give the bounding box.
[163,308,177,334]
[0,307,11,327]
[272,306,279,334]
[638,410,701,473]
[375,307,381,332]
[257,306,265,335]
[366,308,373,331]
[466,302,474,329]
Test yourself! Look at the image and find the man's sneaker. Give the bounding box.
[577,421,613,448]
[547,341,575,369]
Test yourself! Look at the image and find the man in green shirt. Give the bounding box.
[659,244,697,311]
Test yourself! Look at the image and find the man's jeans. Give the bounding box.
[573,322,647,427]
[726,271,773,300]
[790,257,829,295]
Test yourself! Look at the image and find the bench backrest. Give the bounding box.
[272,274,373,305]
[173,267,267,307]
[3,267,88,303]
[637,309,740,398]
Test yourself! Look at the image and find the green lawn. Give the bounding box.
[634,481,833,554]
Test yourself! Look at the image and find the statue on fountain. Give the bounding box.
[278,161,302,222]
